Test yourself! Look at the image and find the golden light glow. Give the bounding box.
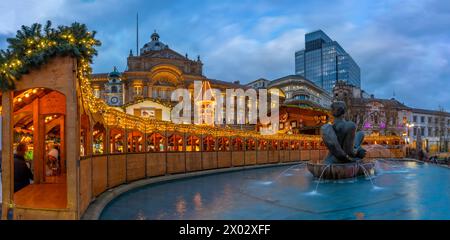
[77,58,404,144]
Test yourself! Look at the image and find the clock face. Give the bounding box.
[110,96,119,104]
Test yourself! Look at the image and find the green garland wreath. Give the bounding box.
[0,20,101,91]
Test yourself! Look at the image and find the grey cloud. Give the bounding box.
[0,0,448,110]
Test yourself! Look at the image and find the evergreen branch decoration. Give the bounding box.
[0,20,101,91]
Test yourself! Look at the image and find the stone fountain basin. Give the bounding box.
[307,161,375,180]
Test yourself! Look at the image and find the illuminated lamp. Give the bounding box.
[17,98,23,102]
[25,93,30,98]
[32,89,38,94]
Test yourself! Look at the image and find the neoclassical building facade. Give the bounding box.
[246,75,333,135]
[333,81,411,137]
[267,75,332,109]
[91,31,244,121]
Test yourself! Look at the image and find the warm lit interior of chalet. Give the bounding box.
[6,88,68,209]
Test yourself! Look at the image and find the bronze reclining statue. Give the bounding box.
[307,101,372,180]
[321,101,366,164]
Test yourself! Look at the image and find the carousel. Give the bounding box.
[277,104,332,135]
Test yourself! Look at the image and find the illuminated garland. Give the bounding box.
[0,21,100,91]
[79,61,323,141]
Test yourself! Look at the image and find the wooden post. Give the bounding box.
[111,129,116,153]
[60,116,66,173]
[243,137,246,165]
[215,134,218,168]
[255,138,258,162]
[67,58,80,219]
[183,132,187,173]
[144,131,148,177]
[105,128,110,154]
[124,128,128,183]
[87,116,93,156]
[1,92,13,220]
[124,128,128,154]
[200,134,203,169]
[105,127,110,188]
[32,99,44,183]
[164,129,168,174]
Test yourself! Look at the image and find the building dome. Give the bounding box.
[140,30,168,54]
[108,67,122,82]
[151,31,160,41]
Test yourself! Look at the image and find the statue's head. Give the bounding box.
[331,101,346,118]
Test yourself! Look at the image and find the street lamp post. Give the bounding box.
[405,122,414,157]
[405,122,414,142]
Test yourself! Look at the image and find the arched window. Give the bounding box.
[186,135,200,152]
[203,135,215,151]
[147,133,165,152]
[280,140,289,150]
[93,123,106,154]
[258,139,268,151]
[168,134,183,152]
[11,88,68,209]
[233,138,244,151]
[291,140,299,150]
[110,128,124,153]
[111,85,118,93]
[127,130,143,152]
[269,140,278,150]
[218,137,230,151]
[246,138,256,151]
[134,85,142,96]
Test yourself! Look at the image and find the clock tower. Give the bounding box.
[104,67,124,106]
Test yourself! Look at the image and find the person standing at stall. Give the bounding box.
[14,143,33,193]
[46,143,59,176]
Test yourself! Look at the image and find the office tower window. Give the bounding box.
[295,30,360,92]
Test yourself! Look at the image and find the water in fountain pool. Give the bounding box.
[100,159,450,220]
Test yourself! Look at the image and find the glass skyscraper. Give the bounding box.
[295,30,360,92]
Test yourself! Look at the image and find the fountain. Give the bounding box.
[307,101,375,180]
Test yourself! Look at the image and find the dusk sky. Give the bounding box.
[1,0,449,110]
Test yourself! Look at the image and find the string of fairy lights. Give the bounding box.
[78,59,325,141]
[0,21,402,144]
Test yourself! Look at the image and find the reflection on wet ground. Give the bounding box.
[100,160,450,220]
